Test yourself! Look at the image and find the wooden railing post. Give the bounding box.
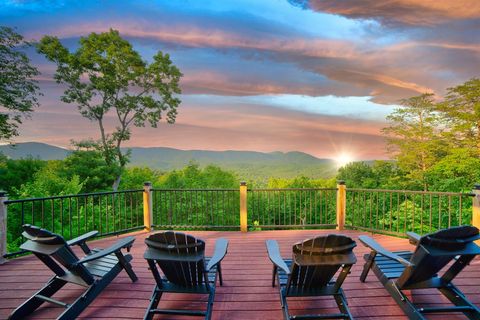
[472,184,480,231]
[336,181,346,230]
[240,182,248,232]
[0,191,7,264]
[143,182,153,232]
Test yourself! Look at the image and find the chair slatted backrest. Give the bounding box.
[397,225,480,288]
[145,231,207,287]
[288,234,356,290]
[20,224,95,285]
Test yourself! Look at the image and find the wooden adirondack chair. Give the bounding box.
[266,234,357,320]
[143,231,228,320]
[359,225,480,320]
[9,224,137,320]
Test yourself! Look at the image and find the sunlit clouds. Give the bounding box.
[1,0,478,159]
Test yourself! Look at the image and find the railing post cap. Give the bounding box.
[474,184,480,190]
[240,181,247,186]
[0,190,7,197]
[337,180,345,185]
[144,182,152,187]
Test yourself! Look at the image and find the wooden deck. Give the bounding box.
[1,229,480,319]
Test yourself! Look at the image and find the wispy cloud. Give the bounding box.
[289,0,480,26]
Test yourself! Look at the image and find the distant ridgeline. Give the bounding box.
[0,142,337,181]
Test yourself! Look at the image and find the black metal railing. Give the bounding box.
[152,189,240,229]
[345,188,474,236]
[5,189,144,257]
[248,188,338,229]
[3,184,479,258]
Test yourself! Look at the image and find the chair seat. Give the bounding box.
[84,248,131,277]
[363,250,412,279]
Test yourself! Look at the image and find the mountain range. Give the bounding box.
[0,142,338,181]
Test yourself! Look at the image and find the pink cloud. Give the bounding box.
[294,0,480,26]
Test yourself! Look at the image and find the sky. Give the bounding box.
[1,0,479,160]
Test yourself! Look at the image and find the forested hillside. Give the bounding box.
[0,142,337,182]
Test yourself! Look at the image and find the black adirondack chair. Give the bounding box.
[9,224,137,320]
[359,225,480,320]
[143,231,228,320]
[266,234,357,320]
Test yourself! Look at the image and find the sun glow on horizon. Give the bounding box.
[335,152,354,167]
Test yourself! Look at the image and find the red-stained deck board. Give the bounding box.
[1,229,480,319]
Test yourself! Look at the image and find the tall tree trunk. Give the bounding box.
[112,174,121,192]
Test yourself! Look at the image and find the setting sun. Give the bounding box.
[336,152,354,167]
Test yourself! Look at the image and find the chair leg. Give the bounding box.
[360,251,376,282]
[334,290,354,319]
[272,265,277,287]
[144,285,163,320]
[115,252,137,282]
[205,287,216,320]
[9,276,67,320]
[57,259,128,320]
[217,263,223,286]
[385,281,426,320]
[280,288,290,320]
[440,284,480,320]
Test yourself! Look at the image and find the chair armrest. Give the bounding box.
[67,231,98,246]
[359,235,412,267]
[77,236,135,265]
[206,238,228,271]
[265,240,290,275]
[406,232,421,246]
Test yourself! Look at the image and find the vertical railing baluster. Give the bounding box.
[459,195,463,225]
[438,195,442,229]
[420,194,424,233]
[20,202,25,231]
[60,198,64,236]
[448,195,452,228]
[68,197,72,239]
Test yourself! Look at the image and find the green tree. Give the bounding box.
[0,26,40,140]
[15,161,83,198]
[0,154,45,196]
[37,29,182,190]
[438,78,480,156]
[382,93,446,190]
[121,166,162,190]
[337,162,375,188]
[425,148,480,192]
[62,148,119,192]
[268,176,336,188]
[159,163,237,189]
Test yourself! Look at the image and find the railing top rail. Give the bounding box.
[249,188,338,191]
[4,189,144,204]
[152,188,238,192]
[347,188,474,197]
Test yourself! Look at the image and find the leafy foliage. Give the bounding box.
[159,162,238,189]
[425,148,480,192]
[14,161,83,198]
[0,153,45,195]
[62,142,119,192]
[439,78,480,155]
[0,26,40,140]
